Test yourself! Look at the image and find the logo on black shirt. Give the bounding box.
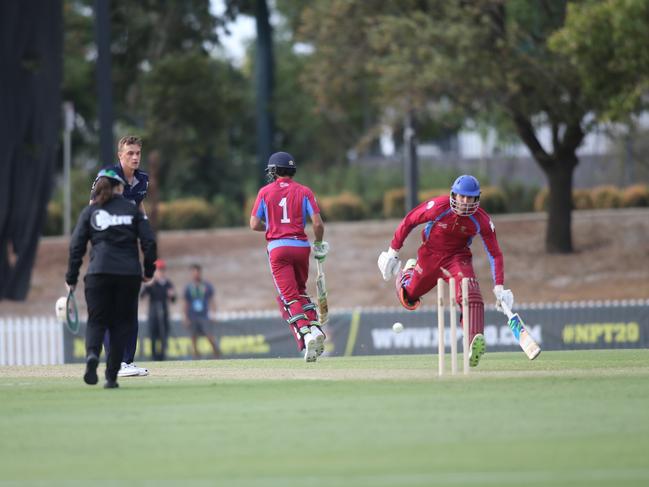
[91,209,134,231]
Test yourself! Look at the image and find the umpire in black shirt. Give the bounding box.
[66,169,157,388]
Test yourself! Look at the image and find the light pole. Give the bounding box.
[404,110,419,212]
[62,102,74,236]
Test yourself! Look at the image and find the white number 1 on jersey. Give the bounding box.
[279,197,291,223]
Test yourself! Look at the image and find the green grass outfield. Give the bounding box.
[1,350,648,487]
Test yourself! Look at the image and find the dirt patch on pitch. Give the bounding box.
[2,363,648,383]
[0,364,437,382]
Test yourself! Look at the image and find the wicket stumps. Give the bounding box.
[437,277,470,376]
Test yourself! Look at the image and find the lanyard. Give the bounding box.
[190,283,205,300]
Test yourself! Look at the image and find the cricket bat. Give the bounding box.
[315,259,329,326]
[500,301,541,360]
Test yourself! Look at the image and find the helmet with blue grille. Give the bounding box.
[450,175,480,216]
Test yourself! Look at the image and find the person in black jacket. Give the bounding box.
[140,259,176,361]
[66,169,157,389]
[90,135,151,377]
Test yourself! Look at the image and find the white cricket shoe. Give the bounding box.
[303,333,318,363]
[117,362,140,377]
[117,362,149,377]
[132,363,149,376]
[310,325,325,357]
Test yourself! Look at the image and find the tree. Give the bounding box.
[299,0,645,253]
[254,0,275,180]
[142,52,250,200]
[297,1,386,159]
[223,0,276,184]
[61,0,254,203]
[272,14,378,168]
[549,0,649,121]
[224,0,383,173]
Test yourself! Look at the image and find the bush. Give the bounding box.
[158,198,217,230]
[211,194,244,227]
[419,188,448,202]
[533,188,548,212]
[299,165,400,219]
[382,188,406,218]
[383,188,449,218]
[572,189,594,210]
[534,187,596,212]
[43,201,63,236]
[590,185,622,209]
[480,186,507,214]
[243,195,258,224]
[534,184,636,211]
[319,192,367,221]
[500,182,539,213]
[620,184,649,207]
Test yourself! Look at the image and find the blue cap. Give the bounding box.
[267,152,296,169]
[451,175,480,197]
[97,168,126,186]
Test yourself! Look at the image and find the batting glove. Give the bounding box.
[312,241,330,261]
[493,285,514,312]
[377,247,401,282]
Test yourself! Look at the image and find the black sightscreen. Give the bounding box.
[0,1,62,300]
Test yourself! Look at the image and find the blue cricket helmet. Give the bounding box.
[267,152,296,169]
[450,175,481,215]
[451,175,481,196]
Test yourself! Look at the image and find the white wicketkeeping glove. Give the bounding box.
[377,247,402,282]
[312,241,330,261]
[493,285,514,312]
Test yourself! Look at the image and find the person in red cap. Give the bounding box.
[140,258,176,361]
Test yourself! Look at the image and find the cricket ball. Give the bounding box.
[392,322,404,334]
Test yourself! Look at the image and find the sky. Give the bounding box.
[205,1,398,155]
[210,0,257,66]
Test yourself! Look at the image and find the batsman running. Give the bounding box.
[378,175,514,368]
[250,151,329,363]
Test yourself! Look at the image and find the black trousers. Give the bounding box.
[149,301,169,361]
[84,274,141,381]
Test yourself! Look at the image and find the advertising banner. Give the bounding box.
[62,300,649,363]
[347,301,649,356]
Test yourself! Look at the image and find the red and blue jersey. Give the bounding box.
[252,178,320,249]
[390,195,505,285]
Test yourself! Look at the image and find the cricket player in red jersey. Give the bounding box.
[378,175,514,367]
[250,152,329,363]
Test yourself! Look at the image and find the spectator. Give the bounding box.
[140,259,176,361]
[183,264,219,359]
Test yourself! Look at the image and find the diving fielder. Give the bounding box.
[250,152,329,363]
[378,175,514,367]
